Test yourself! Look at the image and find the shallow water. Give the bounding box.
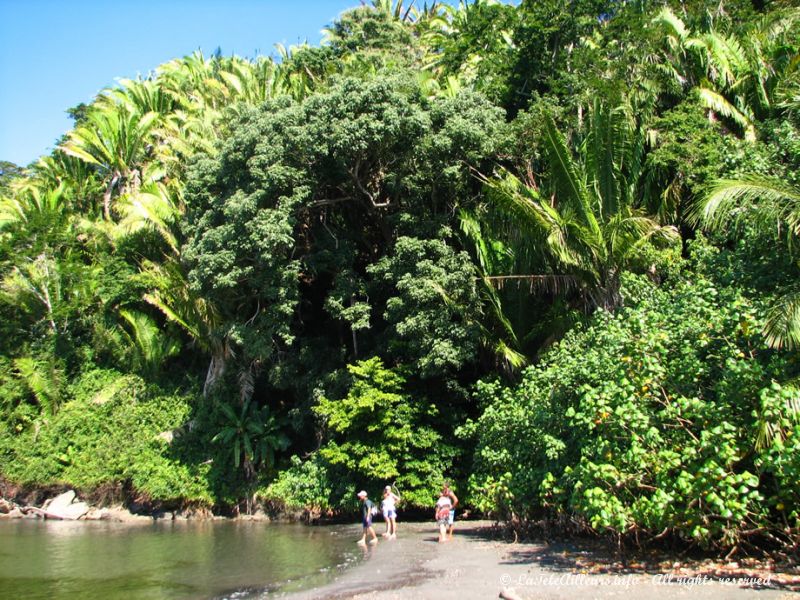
[0,519,363,599]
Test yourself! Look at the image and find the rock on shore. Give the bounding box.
[0,490,151,522]
[0,489,272,522]
[44,490,90,520]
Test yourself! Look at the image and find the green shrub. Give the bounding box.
[312,357,457,509]
[259,454,333,512]
[463,264,797,549]
[0,369,213,505]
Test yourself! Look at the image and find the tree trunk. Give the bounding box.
[203,352,226,398]
[596,269,623,312]
[103,171,121,221]
[350,295,359,359]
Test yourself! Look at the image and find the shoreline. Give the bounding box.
[2,514,798,599]
[0,486,325,524]
[276,521,800,600]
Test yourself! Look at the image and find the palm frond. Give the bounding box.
[652,7,689,46]
[13,356,62,415]
[483,167,582,268]
[692,177,800,236]
[697,87,756,140]
[239,364,256,404]
[119,309,181,374]
[481,274,580,295]
[764,287,800,349]
[585,101,629,218]
[543,115,601,245]
[114,182,181,253]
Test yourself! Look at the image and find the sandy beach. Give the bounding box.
[278,521,800,600]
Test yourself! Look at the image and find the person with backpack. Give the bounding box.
[381,485,401,539]
[356,490,378,545]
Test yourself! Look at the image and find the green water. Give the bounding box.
[0,519,362,599]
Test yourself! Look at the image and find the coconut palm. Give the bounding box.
[484,101,679,312]
[692,177,800,348]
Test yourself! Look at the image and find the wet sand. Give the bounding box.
[278,520,800,600]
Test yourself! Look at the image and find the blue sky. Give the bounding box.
[0,0,365,167]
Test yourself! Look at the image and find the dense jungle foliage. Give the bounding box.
[1,0,799,555]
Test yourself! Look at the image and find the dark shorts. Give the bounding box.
[362,517,372,528]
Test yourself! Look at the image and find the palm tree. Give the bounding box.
[118,309,181,378]
[114,180,183,255]
[0,184,68,235]
[105,78,178,118]
[13,355,63,416]
[212,398,288,480]
[138,258,227,397]
[419,0,513,88]
[653,7,800,140]
[692,177,800,348]
[61,105,158,221]
[484,101,679,311]
[274,43,322,101]
[157,51,223,110]
[32,153,103,216]
[458,209,527,371]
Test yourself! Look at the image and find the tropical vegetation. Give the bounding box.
[1,0,799,556]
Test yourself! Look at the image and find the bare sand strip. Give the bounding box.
[278,521,800,600]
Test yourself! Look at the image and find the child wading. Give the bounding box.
[441,483,458,539]
[435,487,454,543]
[381,485,401,539]
[356,490,378,545]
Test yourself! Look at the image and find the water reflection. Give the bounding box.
[0,520,362,600]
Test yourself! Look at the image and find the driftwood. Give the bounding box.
[21,506,46,517]
[0,490,90,520]
[0,498,46,519]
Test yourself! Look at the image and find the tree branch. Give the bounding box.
[305,196,353,209]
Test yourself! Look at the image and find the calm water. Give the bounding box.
[0,519,363,599]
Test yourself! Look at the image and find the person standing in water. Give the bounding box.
[356,490,378,545]
[435,487,453,543]
[381,485,401,539]
[441,482,458,539]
